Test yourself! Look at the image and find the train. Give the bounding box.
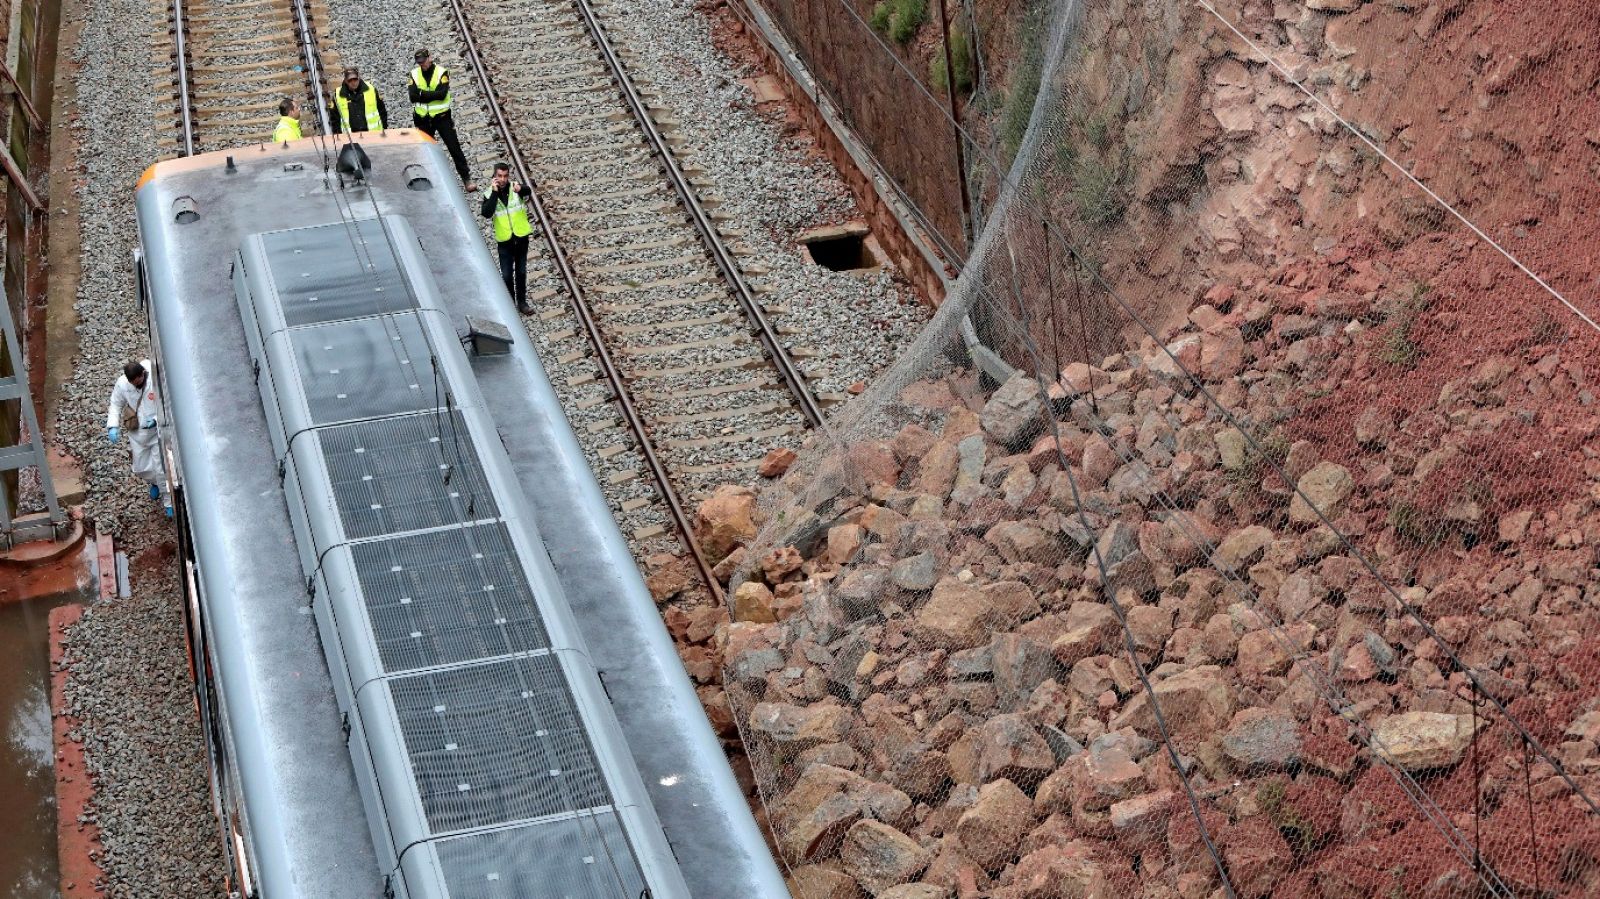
[133,130,788,898]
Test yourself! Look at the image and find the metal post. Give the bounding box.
[934,0,972,253]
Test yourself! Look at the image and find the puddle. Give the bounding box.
[0,594,78,899]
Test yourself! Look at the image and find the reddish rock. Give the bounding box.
[973,714,1056,786]
[1110,665,1234,744]
[998,841,1110,899]
[771,764,913,863]
[695,484,758,562]
[750,701,854,746]
[840,821,929,895]
[913,578,1000,649]
[761,545,804,582]
[955,779,1035,872]
[733,581,776,624]
[759,446,799,478]
[849,440,902,489]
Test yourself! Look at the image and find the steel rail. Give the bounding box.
[438,0,725,601]
[170,0,197,156]
[568,0,828,431]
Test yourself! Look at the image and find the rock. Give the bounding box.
[1110,790,1177,839]
[1370,712,1478,772]
[1215,525,1274,571]
[1307,0,1366,12]
[750,701,854,746]
[1111,665,1234,743]
[849,440,902,489]
[1353,406,1392,448]
[759,446,798,478]
[987,520,1057,565]
[1125,605,1173,655]
[913,578,1000,649]
[1081,436,1116,488]
[1289,462,1355,525]
[762,545,804,581]
[890,552,938,591]
[733,581,776,623]
[695,484,758,561]
[993,633,1057,702]
[772,764,914,862]
[916,440,960,498]
[886,744,951,800]
[1215,429,1248,471]
[644,555,693,604]
[1051,602,1119,666]
[1004,842,1110,899]
[982,374,1045,448]
[950,435,988,505]
[974,713,1057,785]
[827,524,865,566]
[878,885,947,899]
[834,568,890,620]
[787,865,860,899]
[1221,707,1301,770]
[955,779,1034,871]
[1498,509,1533,544]
[1200,329,1245,380]
[1079,741,1147,811]
[841,820,929,895]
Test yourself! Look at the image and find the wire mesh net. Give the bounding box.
[718,0,1600,895]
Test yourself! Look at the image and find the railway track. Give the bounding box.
[162,0,340,154]
[441,0,836,594]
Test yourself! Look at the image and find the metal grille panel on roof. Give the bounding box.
[288,314,442,425]
[350,524,549,672]
[262,219,415,326]
[434,814,648,899]
[320,412,498,539]
[389,655,611,834]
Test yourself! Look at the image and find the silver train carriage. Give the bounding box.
[132,131,787,899]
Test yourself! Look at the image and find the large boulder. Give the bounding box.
[973,713,1057,786]
[955,779,1035,872]
[913,577,1001,649]
[750,701,854,746]
[1370,712,1478,772]
[999,841,1111,899]
[841,821,930,895]
[1111,665,1234,744]
[695,484,758,561]
[771,763,914,863]
[982,374,1045,448]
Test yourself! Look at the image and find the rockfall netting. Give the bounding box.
[719,0,1600,897]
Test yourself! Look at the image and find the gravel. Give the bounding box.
[60,564,226,898]
[50,0,229,889]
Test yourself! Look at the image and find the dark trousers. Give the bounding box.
[498,236,529,309]
[414,112,470,184]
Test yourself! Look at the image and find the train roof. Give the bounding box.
[136,136,788,897]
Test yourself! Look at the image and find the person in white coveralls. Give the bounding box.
[106,360,171,518]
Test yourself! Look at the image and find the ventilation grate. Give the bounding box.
[288,314,443,425]
[389,655,611,833]
[433,813,648,898]
[349,524,549,673]
[262,219,415,326]
[320,412,497,540]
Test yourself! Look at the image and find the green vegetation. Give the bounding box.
[999,9,1045,163]
[1069,154,1126,226]
[1256,780,1326,857]
[929,25,974,94]
[1377,282,1430,368]
[870,0,926,45]
[1224,425,1289,488]
[1388,499,1440,546]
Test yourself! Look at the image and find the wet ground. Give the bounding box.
[0,594,76,899]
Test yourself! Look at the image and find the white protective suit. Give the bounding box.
[106,360,168,500]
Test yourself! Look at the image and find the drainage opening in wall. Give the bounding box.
[800,225,878,272]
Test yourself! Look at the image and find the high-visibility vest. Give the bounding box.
[273,115,302,144]
[336,83,383,132]
[411,65,451,118]
[492,189,533,242]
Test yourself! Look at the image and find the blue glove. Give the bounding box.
[143,417,157,429]
[107,426,119,443]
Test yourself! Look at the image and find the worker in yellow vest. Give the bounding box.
[272,98,302,144]
[408,48,475,192]
[480,162,534,312]
[330,67,388,134]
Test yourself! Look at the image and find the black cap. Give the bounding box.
[413,48,430,62]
